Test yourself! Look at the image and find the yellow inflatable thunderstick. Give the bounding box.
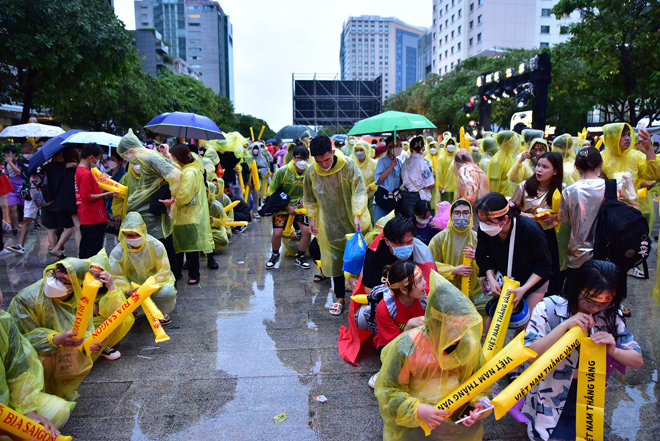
[0,403,72,441]
[132,282,170,343]
[283,208,307,236]
[250,160,261,192]
[576,337,606,441]
[83,276,158,352]
[490,325,586,419]
[224,200,240,212]
[461,255,473,296]
[73,272,102,353]
[420,333,536,435]
[482,277,519,362]
[91,167,127,196]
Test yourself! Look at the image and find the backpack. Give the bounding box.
[258,188,290,217]
[592,179,650,276]
[355,285,427,334]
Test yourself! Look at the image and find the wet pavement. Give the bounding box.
[0,218,659,440]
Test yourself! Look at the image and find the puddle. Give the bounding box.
[610,369,658,439]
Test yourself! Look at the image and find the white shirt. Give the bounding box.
[401,152,434,201]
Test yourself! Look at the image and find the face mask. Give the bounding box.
[22,153,33,160]
[252,148,259,155]
[393,147,402,156]
[391,243,414,260]
[295,160,308,170]
[44,276,70,298]
[349,139,356,146]
[415,216,431,226]
[447,145,455,153]
[453,218,470,231]
[354,150,366,160]
[132,164,141,173]
[480,221,502,236]
[125,237,144,248]
[429,147,438,155]
[106,160,118,170]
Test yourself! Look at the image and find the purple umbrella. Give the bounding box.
[144,112,225,140]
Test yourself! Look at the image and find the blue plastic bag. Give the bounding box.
[342,231,367,274]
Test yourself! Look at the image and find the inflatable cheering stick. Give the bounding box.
[482,277,519,362]
[73,272,103,354]
[91,167,127,196]
[131,282,170,343]
[0,404,71,441]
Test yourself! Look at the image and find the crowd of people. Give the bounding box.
[0,121,657,440]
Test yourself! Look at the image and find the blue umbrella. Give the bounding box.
[144,112,225,140]
[27,129,84,174]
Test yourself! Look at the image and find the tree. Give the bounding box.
[234,114,275,140]
[0,0,135,122]
[553,0,660,125]
[214,96,237,133]
[156,71,219,120]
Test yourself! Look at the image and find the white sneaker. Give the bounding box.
[368,372,379,389]
[6,244,24,255]
[100,346,121,360]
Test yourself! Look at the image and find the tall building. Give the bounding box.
[417,29,433,82]
[340,16,425,102]
[430,0,581,76]
[131,29,200,79]
[134,0,234,102]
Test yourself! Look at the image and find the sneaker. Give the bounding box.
[368,372,379,389]
[252,212,261,220]
[233,225,247,234]
[295,255,310,269]
[6,244,24,255]
[100,346,121,360]
[266,252,280,269]
[619,305,631,318]
[627,266,645,279]
[159,314,172,327]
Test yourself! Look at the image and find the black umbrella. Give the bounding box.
[27,129,84,174]
[274,125,317,140]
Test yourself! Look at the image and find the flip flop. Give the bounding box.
[329,302,344,316]
[314,274,328,283]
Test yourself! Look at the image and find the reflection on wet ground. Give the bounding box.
[1,218,659,440]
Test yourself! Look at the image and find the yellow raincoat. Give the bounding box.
[89,250,134,350]
[268,160,306,215]
[205,132,248,158]
[428,200,486,316]
[111,163,141,220]
[551,134,580,185]
[375,270,485,441]
[0,310,74,428]
[203,147,220,177]
[117,130,182,239]
[487,131,519,196]
[342,135,357,157]
[351,141,378,219]
[209,199,229,252]
[303,151,370,277]
[172,160,214,254]
[220,193,235,240]
[478,137,497,172]
[8,259,94,400]
[108,212,177,314]
[424,141,442,205]
[601,122,660,183]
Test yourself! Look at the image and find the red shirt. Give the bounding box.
[75,167,108,225]
[374,294,425,349]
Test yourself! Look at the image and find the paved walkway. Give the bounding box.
[1,219,658,440]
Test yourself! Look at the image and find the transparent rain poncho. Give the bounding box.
[204,132,248,158]
[117,130,182,239]
[220,193,235,240]
[108,212,177,314]
[428,200,487,316]
[602,122,660,183]
[478,137,498,173]
[8,258,94,400]
[342,135,358,157]
[203,147,220,177]
[0,310,74,428]
[351,141,378,189]
[209,199,229,252]
[552,134,580,185]
[437,138,458,195]
[89,249,134,350]
[111,163,141,219]
[303,151,370,277]
[454,151,489,207]
[375,270,485,441]
[268,160,306,215]
[487,131,519,196]
[172,160,213,254]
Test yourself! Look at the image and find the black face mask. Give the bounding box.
[444,341,460,355]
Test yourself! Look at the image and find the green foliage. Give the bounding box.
[234,114,275,140]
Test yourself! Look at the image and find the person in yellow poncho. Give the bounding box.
[351,140,378,221]
[551,134,580,186]
[111,163,141,225]
[202,146,221,178]
[507,130,547,185]
[304,136,370,315]
[7,259,104,401]
[437,136,458,202]
[342,135,358,157]
[424,140,442,205]
[108,212,177,323]
[478,136,497,172]
[0,288,74,438]
[375,270,487,441]
[487,130,519,196]
[169,144,214,285]
[88,249,134,360]
[428,199,487,317]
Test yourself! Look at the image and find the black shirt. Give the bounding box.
[475,215,552,294]
[362,238,412,289]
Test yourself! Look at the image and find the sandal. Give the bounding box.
[188,278,199,285]
[314,274,328,283]
[329,302,344,316]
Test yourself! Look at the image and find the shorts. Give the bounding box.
[23,200,38,219]
[42,210,74,230]
[272,213,309,229]
[6,190,24,206]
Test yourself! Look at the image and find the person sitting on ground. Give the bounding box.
[226,190,252,232]
[108,212,176,325]
[0,288,74,439]
[7,259,104,401]
[411,200,440,246]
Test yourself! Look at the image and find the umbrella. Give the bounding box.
[27,129,83,174]
[144,112,225,140]
[0,123,65,138]
[62,131,122,148]
[274,125,317,140]
[347,111,436,136]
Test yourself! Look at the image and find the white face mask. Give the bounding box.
[429,147,438,155]
[415,216,431,226]
[446,145,455,153]
[393,147,402,156]
[22,153,33,160]
[106,160,118,170]
[479,221,502,237]
[348,139,356,146]
[252,148,259,155]
[132,164,141,174]
[354,150,366,160]
[125,237,144,248]
[44,275,70,298]
[295,160,308,170]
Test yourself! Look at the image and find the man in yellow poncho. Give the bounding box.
[507,129,546,184]
[487,130,519,196]
[428,199,486,317]
[0,288,74,438]
[351,140,378,220]
[108,212,177,324]
[342,135,357,157]
[437,136,458,202]
[424,140,442,205]
[375,270,487,441]
[7,259,104,401]
[117,129,183,277]
[551,133,580,186]
[304,135,370,315]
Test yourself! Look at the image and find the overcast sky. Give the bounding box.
[114,0,431,131]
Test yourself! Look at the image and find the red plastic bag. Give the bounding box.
[0,173,13,197]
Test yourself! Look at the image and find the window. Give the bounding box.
[477,33,482,42]
[189,39,201,43]
[385,26,389,31]
[452,14,455,22]
[446,4,449,11]
[351,25,355,30]
[433,18,437,25]
[451,62,454,69]
[188,5,199,9]
[189,30,201,34]
[478,0,482,4]
[470,3,474,12]
[451,46,454,54]
[541,25,550,34]
[470,20,473,29]
[203,5,213,10]
[439,24,443,31]
[541,8,551,17]
[445,35,448,42]
[358,26,362,31]
[458,25,462,34]
[188,22,200,27]
[371,26,375,31]
[469,37,473,46]
[458,42,462,50]
[445,19,449,27]
[540,42,549,48]
[141,22,149,26]
[445,66,448,73]
[458,8,462,17]
[478,15,482,24]
[379,26,383,31]
[433,32,436,39]
[189,47,201,52]
[452,0,455,5]
[191,56,201,60]
[439,53,442,60]
[451,31,454,38]
[191,64,202,68]
[445,50,448,57]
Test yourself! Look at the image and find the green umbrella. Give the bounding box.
[347,110,436,136]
